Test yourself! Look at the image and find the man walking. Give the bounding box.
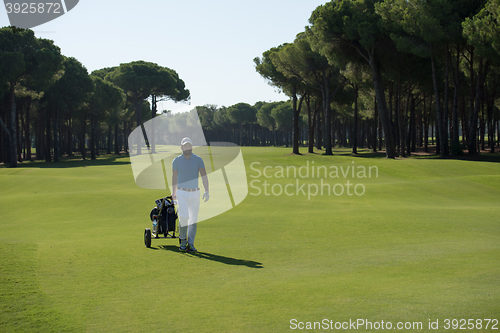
[172,137,209,252]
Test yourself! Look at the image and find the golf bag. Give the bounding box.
[150,196,177,236]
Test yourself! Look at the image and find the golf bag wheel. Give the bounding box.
[144,228,152,248]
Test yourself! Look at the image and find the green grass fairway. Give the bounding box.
[1,148,499,332]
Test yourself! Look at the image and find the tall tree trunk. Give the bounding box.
[123,121,128,153]
[480,99,485,151]
[239,123,243,146]
[497,119,500,147]
[316,108,322,150]
[59,116,64,157]
[306,93,314,153]
[442,49,450,156]
[135,99,142,155]
[372,95,377,153]
[81,114,87,160]
[322,73,333,155]
[90,112,96,160]
[410,97,417,153]
[284,127,289,147]
[96,126,101,156]
[486,74,499,153]
[394,72,401,156]
[451,45,460,151]
[53,107,60,162]
[114,122,120,154]
[292,85,300,154]
[424,97,429,153]
[151,95,157,153]
[400,88,409,158]
[0,115,12,164]
[406,96,412,156]
[9,82,18,167]
[272,125,276,147]
[107,124,112,154]
[0,118,5,163]
[388,81,394,150]
[36,109,43,160]
[45,109,51,162]
[488,105,494,153]
[24,102,31,161]
[430,113,434,146]
[468,59,489,155]
[466,46,475,150]
[352,85,358,154]
[66,119,72,156]
[461,94,468,147]
[417,98,423,148]
[20,103,25,160]
[378,110,383,151]
[368,52,395,158]
[431,53,446,157]
[16,105,22,162]
[297,94,305,150]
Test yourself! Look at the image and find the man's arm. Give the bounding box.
[172,169,178,199]
[200,167,209,193]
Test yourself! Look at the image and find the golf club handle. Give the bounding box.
[165,196,177,204]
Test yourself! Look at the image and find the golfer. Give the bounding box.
[172,137,209,252]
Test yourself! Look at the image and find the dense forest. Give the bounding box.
[1,0,500,167]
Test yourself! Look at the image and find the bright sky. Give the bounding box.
[1,0,328,113]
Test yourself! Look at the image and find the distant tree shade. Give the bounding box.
[2,0,500,166]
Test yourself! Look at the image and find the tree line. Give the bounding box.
[172,0,500,157]
[253,0,500,158]
[0,26,189,168]
[2,0,500,167]
[195,100,382,150]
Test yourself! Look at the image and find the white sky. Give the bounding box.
[1,0,328,113]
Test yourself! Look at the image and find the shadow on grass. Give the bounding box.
[293,147,388,159]
[433,152,500,163]
[156,245,263,268]
[1,154,131,169]
[293,146,500,163]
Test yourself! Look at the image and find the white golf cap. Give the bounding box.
[180,137,193,146]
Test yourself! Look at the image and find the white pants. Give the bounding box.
[177,189,200,245]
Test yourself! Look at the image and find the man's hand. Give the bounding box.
[203,191,210,202]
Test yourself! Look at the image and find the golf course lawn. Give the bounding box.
[1,147,499,332]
